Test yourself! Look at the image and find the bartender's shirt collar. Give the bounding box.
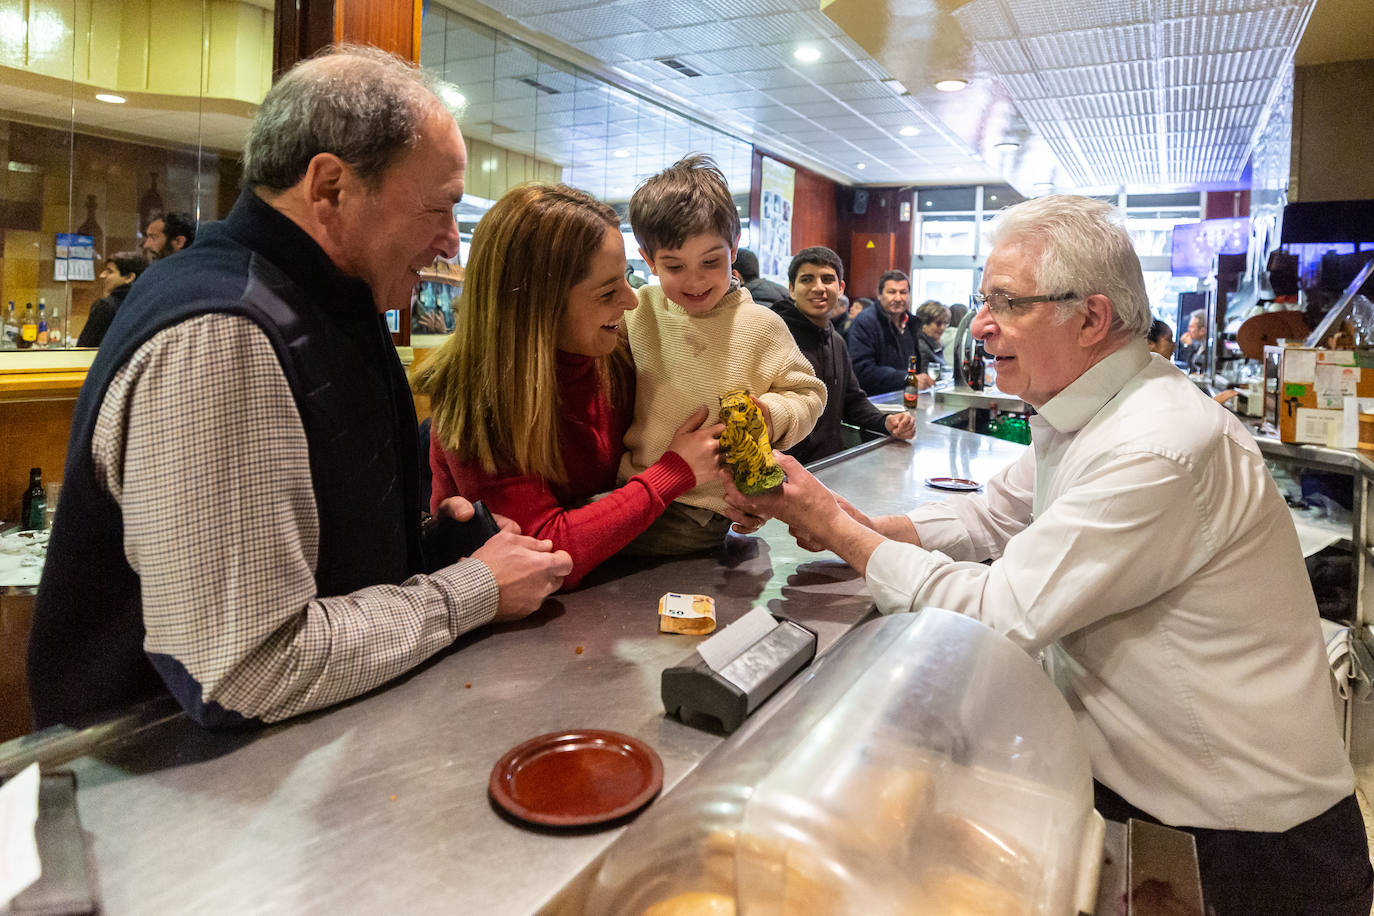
[1035,340,1151,434]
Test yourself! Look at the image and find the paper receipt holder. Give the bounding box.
[661,607,817,733]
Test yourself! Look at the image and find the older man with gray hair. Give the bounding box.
[29,45,571,730]
[724,195,1371,914]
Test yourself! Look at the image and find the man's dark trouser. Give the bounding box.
[1094,781,1373,915]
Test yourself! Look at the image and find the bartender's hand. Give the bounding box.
[884,412,915,440]
[916,373,934,391]
[750,394,774,440]
[435,495,520,534]
[473,531,573,621]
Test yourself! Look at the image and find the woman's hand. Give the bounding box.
[666,406,726,487]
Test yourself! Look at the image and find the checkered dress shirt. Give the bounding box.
[91,312,499,722]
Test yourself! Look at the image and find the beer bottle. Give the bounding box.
[22,467,45,531]
[19,302,36,349]
[903,355,921,409]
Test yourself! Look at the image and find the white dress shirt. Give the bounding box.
[866,341,1353,830]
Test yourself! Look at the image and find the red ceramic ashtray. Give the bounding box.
[489,729,663,828]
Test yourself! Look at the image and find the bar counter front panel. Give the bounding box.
[9,393,1026,914]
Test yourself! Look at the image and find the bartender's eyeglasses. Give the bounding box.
[972,290,1077,319]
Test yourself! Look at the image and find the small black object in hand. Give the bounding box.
[422,501,500,572]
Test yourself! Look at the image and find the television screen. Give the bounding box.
[1170,218,1248,278]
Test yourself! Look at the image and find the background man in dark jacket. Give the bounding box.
[848,269,932,394]
[773,247,914,463]
[732,247,790,307]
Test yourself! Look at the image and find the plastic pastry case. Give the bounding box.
[580,609,1104,915]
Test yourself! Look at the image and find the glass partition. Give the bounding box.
[0,0,270,349]
[417,4,754,333]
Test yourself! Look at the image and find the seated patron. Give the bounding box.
[77,251,148,348]
[772,246,915,464]
[914,299,950,376]
[848,270,930,394]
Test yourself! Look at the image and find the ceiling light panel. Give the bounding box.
[953,0,1315,187]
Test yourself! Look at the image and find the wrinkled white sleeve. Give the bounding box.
[865,448,1212,653]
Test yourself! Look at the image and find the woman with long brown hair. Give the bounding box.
[414,184,721,589]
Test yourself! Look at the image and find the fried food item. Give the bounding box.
[659,593,717,635]
[718,389,784,494]
[920,867,1033,916]
[640,891,736,916]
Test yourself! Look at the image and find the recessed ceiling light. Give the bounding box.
[993,141,1019,152]
[934,79,968,92]
[899,126,920,137]
[856,163,866,170]
[925,200,933,207]
[881,79,908,96]
[95,93,126,104]
[989,195,998,202]
[613,149,630,158]
[793,46,821,63]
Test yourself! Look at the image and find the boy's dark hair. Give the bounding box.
[877,269,908,295]
[629,153,740,258]
[788,246,845,286]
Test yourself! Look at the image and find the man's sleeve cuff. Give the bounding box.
[903,505,975,559]
[431,557,501,635]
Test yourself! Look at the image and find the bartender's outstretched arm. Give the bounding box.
[720,454,916,575]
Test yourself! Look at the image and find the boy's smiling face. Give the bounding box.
[641,233,738,316]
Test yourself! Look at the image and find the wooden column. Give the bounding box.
[272,0,425,344]
[275,0,422,74]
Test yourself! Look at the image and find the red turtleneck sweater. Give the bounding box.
[430,351,694,589]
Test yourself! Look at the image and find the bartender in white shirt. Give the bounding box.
[722,194,1372,915]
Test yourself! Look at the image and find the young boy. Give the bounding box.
[620,154,825,553]
[772,246,915,464]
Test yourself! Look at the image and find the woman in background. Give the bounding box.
[915,300,950,376]
[77,251,147,347]
[1147,318,1175,359]
[413,184,721,589]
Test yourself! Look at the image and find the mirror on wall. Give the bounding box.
[0,0,271,349]
[415,4,753,335]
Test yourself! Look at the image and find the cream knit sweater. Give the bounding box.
[619,284,826,514]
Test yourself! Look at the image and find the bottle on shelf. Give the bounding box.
[36,300,49,347]
[139,173,163,233]
[2,300,16,348]
[903,355,921,410]
[22,468,46,531]
[19,302,36,349]
[77,193,104,261]
[48,304,62,346]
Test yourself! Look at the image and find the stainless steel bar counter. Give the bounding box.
[0,392,1026,915]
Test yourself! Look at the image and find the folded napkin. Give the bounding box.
[1322,619,1374,701]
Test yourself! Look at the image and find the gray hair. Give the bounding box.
[242,45,454,191]
[987,195,1151,338]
